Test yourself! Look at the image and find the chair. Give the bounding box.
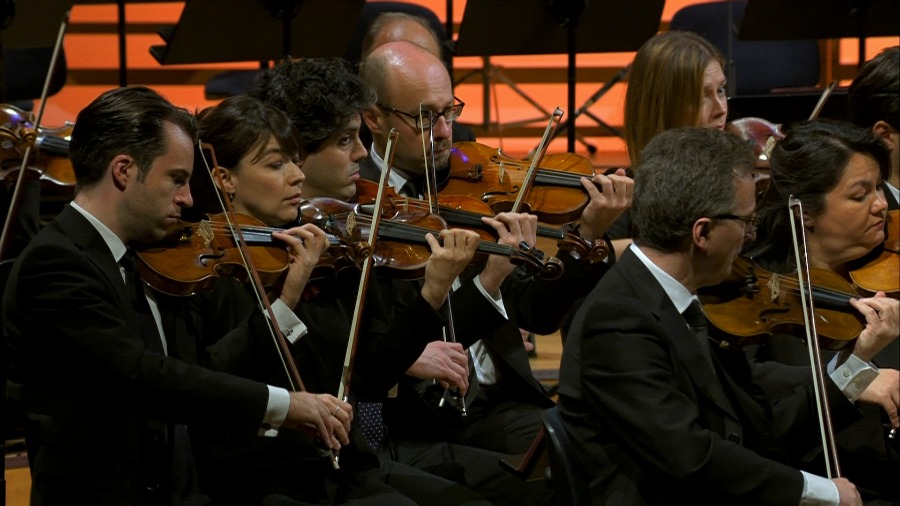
[670,1,820,96]
[542,406,591,506]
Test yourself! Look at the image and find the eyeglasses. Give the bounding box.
[376,97,465,131]
[711,212,760,229]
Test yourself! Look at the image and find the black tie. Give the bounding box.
[682,299,716,373]
[357,401,385,450]
[400,178,422,198]
[120,250,165,355]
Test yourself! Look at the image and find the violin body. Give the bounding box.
[136,213,290,296]
[700,257,863,350]
[850,209,900,296]
[441,141,595,224]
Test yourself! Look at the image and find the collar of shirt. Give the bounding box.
[630,244,697,314]
[70,201,128,264]
[886,181,899,206]
[369,149,414,194]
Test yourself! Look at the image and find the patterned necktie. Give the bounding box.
[356,401,385,450]
[682,299,716,373]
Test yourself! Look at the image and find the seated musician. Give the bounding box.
[249,56,554,506]
[357,37,630,477]
[557,126,897,505]
[188,94,494,505]
[607,30,729,256]
[745,119,899,502]
[1,86,351,506]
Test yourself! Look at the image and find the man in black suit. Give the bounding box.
[557,127,897,505]
[1,87,352,506]
[358,39,633,461]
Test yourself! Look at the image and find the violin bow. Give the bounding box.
[418,106,467,414]
[0,8,70,260]
[788,195,841,478]
[199,142,343,468]
[511,107,564,214]
[336,128,398,404]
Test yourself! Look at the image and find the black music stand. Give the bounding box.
[150,0,365,64]
[739,0,900,69]
[453,0,663,153]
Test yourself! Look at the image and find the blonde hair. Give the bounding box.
[624,31,724,167]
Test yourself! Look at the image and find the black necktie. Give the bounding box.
[682,299,716,373]
[120,250,165,355]
[400,178,422,198]
[357,401,385,450]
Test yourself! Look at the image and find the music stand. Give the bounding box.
[453,0,663,153]
[150,0,365,64]
[739,0,899,69]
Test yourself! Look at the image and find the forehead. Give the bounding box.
[383,63,452,110]
[702,60,725,85]
[833,152,881,188]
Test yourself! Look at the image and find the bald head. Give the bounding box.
[360,41,450,107]
[361,12,442,59]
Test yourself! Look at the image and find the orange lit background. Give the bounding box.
[24,0,900,168]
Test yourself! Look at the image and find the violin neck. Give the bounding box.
[535,168,588,189]
[437,206,566,240]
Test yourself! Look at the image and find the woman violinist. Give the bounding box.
[189,94,491,506]
[745,119,899,502]
[605,31,729,257]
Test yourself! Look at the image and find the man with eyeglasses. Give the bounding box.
[358,39,633,491]
[557,127,895,505]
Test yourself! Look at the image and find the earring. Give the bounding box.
[228,192,235,202]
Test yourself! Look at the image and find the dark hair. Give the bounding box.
[848,46,899,130]
[249,58,376,154]
[632,127,755,252]
[185,95,300,221]
[746,119,891,270]
[69,86,196,189]
[197,95,299,170]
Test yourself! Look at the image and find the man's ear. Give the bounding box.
[873,120,896,149]
[362,107,382,137]
[110,154,135,190]
[693,217,712,250]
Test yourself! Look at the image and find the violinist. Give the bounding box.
[0,86,351,506]
[745,119,899,502]
[249,56,552,506]
[190,93,494,506]
[358,39,629,471]
[557,126,895,505]
[606,31,728,256]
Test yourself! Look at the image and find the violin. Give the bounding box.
[354,179,609,265]
[1,103,74,187]
[699,256,863,350]
[849,209,899,296]
[135,212,372,296]
[440,141,597,224]
[299,198,564,281]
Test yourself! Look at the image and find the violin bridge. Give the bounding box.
[498,161,506,183]
[346,212,357,236]
[767,274,779,303]
[198,220,215,248]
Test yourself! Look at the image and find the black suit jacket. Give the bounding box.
[2,205,274,505]
[557,249,860,505]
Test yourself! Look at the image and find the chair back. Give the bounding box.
[542,406,591,506]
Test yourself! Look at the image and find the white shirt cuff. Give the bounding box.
[827,353,879,402]
[473,275,508,320]
[265,298,307,344]
[800,471,839,505]
[261,386,290,437]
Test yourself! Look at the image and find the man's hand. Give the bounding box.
[833,477,862,506]
[576,169,633,242]
[478,212,539,294]
[282,392,352,450]
[857,368,900,428]
[420,228,480,309]
[406,341,469,394]
[273,224,329,309]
